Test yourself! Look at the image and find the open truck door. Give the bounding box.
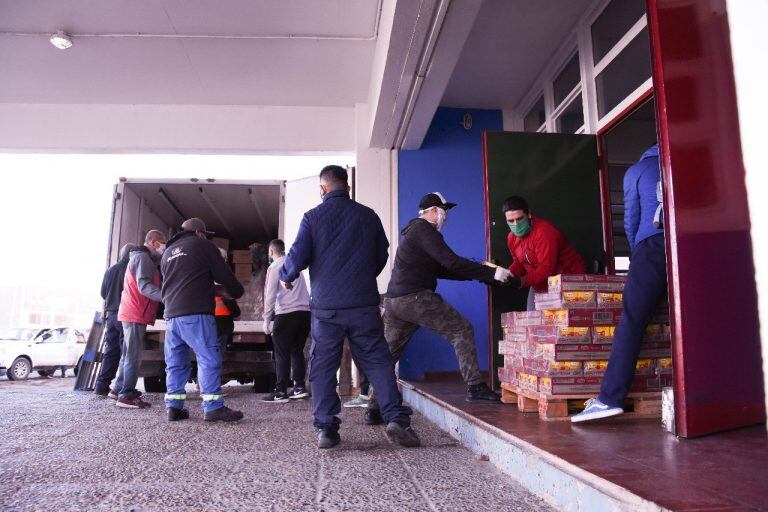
[482,132,604,389]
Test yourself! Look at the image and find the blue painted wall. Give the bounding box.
[396,107,503,380]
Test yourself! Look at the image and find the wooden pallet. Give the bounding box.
[502,383,662,421]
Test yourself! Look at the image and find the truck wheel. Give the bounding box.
[8,357,31,381]
[144,375,166,393]
[252,374,275,393]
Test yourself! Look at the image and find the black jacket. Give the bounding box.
[100,256,130,313]
[160,231,244,319]
[386,218,495,297]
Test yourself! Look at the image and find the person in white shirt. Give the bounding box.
[262,239,311,403]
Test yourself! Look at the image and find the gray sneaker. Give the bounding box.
[342,394,370,408]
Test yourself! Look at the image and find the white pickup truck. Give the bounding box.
[0,327,86,380]
[106,176,318,392]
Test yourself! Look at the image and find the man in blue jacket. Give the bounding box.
[279,165,418,449]
[573,144,667,423]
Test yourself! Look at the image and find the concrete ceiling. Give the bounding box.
[0,0,380,106]
[441,0,593,111]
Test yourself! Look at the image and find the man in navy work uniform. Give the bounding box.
[572,144,667,423]
[279,165,419,449]
[161,218,245,423]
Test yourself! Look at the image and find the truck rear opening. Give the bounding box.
[109,178,287,391]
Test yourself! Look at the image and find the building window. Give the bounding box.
[591,0,646,64]
[553,53,581,108]
[594,26,651,118]
[524,96,546,132]
[554,94,584,134]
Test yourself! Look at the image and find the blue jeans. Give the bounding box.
[115,322,145,398]
[164,314,224,413]
[310,306,412,430]
[599,234,667,407]
[95,313,124,392]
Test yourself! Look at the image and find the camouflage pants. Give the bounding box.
[369,290,483,410]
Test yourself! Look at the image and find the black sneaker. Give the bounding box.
[364,408,384,425]
[289,387,310,399]
[385,422,421,448]
[317,429,340,449]
[466,383,501,402]
[167,407,189,422]
[262,390,290,403]
[204,406,244,422]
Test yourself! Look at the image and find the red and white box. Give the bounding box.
[542,308,621,327]
[535,291,596,310]
[527,325,592,345]
[523,359,583,377]
[536,343,613,361]
[548,274,626,293]
[512,311,544,326]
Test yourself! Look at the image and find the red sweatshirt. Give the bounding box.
[506,216,586,292]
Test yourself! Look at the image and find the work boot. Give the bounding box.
[115,396,151,409]
[364,408,384,426]
[317,429,341,449]
[466,383,501,403]
[167,407,189,422]
[204,406,244,423]
[385,422,421,448]
[94,387,110,397]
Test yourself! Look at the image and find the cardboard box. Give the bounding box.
[537,343,613,361]
[527,325,591,344]
[232,250,253,264]
[539,374,670,395]
[591,324,671,344]
[656,357,673,375]
[500,311,516,329]
[517,372,539,392]
[512,311,544,326]
[548,274,626,293]
[637,341,672,359]
[596,292,623,308]
[211,237,230,252]
[234,263,252,278]
[583,358,654,376]
[502,327,527,343]
[592,325,616,344]
[498,340,518,356]
[503,355,523,370]
[542,308,621,327]
[523,359,583,377]
[535,291,596,310]
[498,367,517,384]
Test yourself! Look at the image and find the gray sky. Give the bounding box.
[0,153,353,299]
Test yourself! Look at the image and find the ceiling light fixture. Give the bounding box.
[49,31,73,50]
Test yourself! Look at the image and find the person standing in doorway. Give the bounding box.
[279,165,418,449]
[161,218,245,423]
[262,239,311,403]
[502,196,586,310]
[572,145,666,423]
[115,231,166,409]
[94,243,136,398]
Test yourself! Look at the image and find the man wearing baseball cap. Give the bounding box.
[160,217,245,422]
[366,192,512,424]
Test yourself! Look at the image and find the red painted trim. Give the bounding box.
[595,90,655,275]
[482,132,496,389]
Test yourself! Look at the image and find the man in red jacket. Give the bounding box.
[503,196,585,310]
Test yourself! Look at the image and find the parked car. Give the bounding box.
[0,327,87,380]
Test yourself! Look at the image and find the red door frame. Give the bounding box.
[647,0,765,436]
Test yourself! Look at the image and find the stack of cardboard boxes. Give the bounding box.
[498,274,671,396]
[232,250,253,283]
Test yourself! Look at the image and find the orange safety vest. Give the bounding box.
[214,296,232,316]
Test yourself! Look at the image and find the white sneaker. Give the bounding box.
[571,398,624,423]
[342,394,370,408]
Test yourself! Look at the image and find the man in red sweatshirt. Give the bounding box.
[503,196,585,310]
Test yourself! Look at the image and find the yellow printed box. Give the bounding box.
[527,325,592,344]
[517,372,539,392]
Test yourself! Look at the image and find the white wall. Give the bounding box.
[0,104,355,154]
[727,0,768,421]
[355,102,395,293]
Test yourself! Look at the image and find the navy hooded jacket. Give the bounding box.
[624,144,664,250]
[279,189,388,310]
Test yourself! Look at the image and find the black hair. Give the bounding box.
[269,239,285,254]
[501,196,529,215]
[319,165,348,188]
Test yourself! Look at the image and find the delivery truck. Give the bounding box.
[106,176,320,392]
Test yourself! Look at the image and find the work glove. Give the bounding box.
[263,321,274,335]
[494,267,513,283]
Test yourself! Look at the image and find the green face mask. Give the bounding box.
[507,216,531,237]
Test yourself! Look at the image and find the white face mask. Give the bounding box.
[156,243,166,255]
[435,208,447,231]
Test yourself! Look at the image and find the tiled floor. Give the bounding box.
[406,379,768,512]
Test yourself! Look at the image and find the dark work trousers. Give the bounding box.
[95,313,124,392]
[272,310,311,392]
[359,369,370,396]
[599,234,667,407]
[310,306,412,431]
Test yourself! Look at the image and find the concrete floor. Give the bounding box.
[0,376,554,512]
